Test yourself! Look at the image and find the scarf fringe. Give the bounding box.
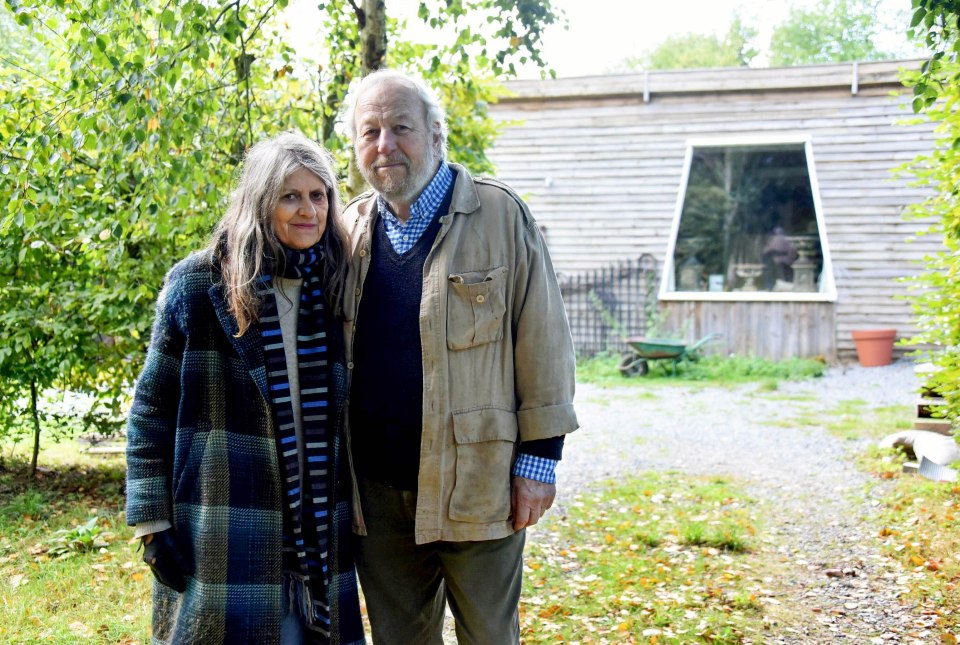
[285,574,332,631]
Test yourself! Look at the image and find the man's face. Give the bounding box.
[353,79,440,207]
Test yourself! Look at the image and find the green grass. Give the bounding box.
[577,352,825,388]
[520,473,765,643]
[2,379,955,643]
[0,446,149,644]
[758,399,914,442]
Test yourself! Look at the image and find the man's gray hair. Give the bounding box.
[341,69,448,159]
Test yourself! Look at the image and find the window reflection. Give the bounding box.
[672,144,823,294]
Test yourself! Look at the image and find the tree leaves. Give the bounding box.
[768,0,894,66]
[900,2,960,426]
[0,0,559,467]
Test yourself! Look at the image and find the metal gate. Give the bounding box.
[558,254,659,357]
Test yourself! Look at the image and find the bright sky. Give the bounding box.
[285,0,915,79]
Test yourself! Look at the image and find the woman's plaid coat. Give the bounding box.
[125,251,364,644]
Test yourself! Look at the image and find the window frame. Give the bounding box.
[659,134,837,303]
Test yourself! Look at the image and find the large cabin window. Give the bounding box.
[660,138,836,302]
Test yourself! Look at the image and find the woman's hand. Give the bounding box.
[142,529,188,592]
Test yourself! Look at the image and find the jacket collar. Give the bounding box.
[208,280,269,400]
[445,163,480,217]
[352,162,480,224]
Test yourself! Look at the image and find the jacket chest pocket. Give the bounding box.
[446,266,508,350]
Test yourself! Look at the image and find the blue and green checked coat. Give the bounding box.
[126,251,363,644]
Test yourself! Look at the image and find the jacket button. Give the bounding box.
[347,361,354,369]
[476,294,485,303]
[355,288,361,296]
[359,249,366,257]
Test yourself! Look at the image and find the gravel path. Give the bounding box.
[554,360,942,643]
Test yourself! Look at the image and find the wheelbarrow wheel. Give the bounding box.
[618,354,649,377]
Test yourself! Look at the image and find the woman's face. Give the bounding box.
[272,167,328,250]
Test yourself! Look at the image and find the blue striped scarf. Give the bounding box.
[259,242,334,638]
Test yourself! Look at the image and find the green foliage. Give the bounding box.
[620,16,757,71]
[414,0,561,77]
[577,352,825,387]
[902,1,960,430]
[907,1,960,111]
[0,489,46,523]
[0,0,558,469]
[44,515,108,558]
[1,0,306,467]
[681,354,826,382]
[768,0,892,66]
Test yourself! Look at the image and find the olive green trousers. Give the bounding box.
[356,477,525,644]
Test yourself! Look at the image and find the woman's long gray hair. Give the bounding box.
[208,131,349,335]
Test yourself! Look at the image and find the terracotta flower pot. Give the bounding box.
[851,329,896,367]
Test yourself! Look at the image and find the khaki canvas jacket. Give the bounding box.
[343,163,579,544]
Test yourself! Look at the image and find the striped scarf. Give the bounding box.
[259,242,334,638]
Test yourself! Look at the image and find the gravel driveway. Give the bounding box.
[553,360,942,643]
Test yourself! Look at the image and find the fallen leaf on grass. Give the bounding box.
[69,621,93,637]
[8,574,26,588]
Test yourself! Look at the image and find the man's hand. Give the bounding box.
[511,476,556,530]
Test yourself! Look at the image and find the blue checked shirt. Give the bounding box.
[378,162,558,484]
[513,453,557,484]
[378,163,454,254]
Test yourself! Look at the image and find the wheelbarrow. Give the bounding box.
[617,332,721,377]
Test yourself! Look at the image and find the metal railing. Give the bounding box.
[558,254,659,357]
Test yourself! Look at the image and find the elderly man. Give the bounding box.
[341,69,578,644]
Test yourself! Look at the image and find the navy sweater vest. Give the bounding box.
[350,193,449,489]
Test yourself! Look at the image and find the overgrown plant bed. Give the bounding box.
[862,453,960,635]
[807,398,960,635]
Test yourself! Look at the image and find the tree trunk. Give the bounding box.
[360,0,387,76]
[346,0,388,198]
[30,379,40,477]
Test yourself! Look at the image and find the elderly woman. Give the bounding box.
[125,132,365,644]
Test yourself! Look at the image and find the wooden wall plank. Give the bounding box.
[488,61,941,362]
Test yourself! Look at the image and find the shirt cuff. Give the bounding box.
[134,519,172,538]
[512,453,558,484]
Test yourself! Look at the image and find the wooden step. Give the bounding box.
[913,418,954,435]
[917,396,947,418]
[915,362,943,398]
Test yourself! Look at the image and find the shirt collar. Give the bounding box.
[376,162,454,226]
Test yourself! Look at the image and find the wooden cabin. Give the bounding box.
[488,60,940,362]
